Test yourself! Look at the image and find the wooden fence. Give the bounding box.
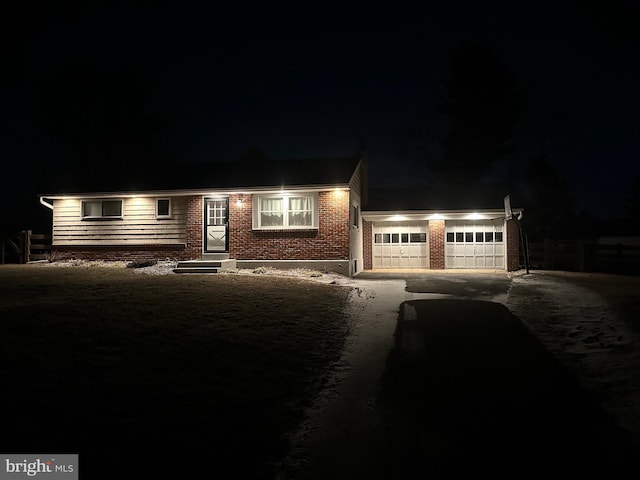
[527,239,640,275]
[1,230,52,264]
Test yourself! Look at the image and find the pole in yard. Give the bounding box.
[518,222,529,274]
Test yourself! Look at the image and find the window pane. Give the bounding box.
[401,233,409,243]
[261,198,284,227]
[261,213,283,226]
[157,199,170,216]
[262,197,282,212]
[391,233,399,243]
[465,232,473,242]
[374,234,382,243]
[289,196,312,226]
[495,232,503,242]
[83,201,101,217]
[446,232,454,242]
[289,212,311,226]
[383,233,390,243]
[288,196,313,226]
[485,232,494,242]
[456,232,464,242]
[409,233,427,243]
[476,232,484,242]
[102,201,122,217]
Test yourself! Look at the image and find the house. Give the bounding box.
[38,151,522,275]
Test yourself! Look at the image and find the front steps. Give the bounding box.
[173,259,237,274]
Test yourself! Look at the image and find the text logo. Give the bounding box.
[0,455,78,480]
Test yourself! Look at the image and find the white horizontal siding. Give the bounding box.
[52,197,188,246]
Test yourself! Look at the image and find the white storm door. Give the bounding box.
[205,198,229,252]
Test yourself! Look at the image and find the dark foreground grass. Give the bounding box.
[0,265,352,479]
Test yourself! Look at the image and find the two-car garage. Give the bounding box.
[365,211,511,270]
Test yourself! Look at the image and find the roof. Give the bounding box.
[40,155,363,196]
[365,183,515,212]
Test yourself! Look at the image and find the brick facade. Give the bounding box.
[428,219,445,269]
[52,245,188,261]
[229,191,350,260]
[185,196,203,259]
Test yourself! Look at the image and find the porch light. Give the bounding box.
[390,215,408,221]
[332,188,345,198]
[466,213,484,220]
[429,213,445,220]
[236,198,243,207]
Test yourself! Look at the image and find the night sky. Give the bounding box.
[3,1,639,231]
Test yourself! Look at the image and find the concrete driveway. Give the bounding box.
[356,270,512,302]
[278,271,635,479]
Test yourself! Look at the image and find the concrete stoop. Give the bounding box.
[173,259,237,274]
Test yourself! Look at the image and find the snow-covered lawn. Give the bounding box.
[507,270,640,449]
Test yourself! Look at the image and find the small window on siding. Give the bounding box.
[82,200,123,219]
[352,205,360,227]
[157,198,171,218]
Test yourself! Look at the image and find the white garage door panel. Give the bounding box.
[373,222,429,269]
[445,220,505,269]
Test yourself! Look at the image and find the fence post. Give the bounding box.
[19,230,33,264]
[19,231,26,264]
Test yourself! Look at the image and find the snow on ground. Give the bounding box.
[42,261,640,448]
[507,271,640,448]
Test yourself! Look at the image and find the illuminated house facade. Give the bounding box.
[39,152,521,275]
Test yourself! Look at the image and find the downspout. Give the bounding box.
[39,196,54,210]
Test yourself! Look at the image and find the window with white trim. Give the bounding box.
[254,193,318,229]
[82,199,123,219]
[156,198,171,219]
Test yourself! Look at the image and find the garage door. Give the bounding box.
[445,220,505,269]
[373,222,429,268]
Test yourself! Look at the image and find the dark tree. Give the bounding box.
[523,153,574,239]
[435,41,524,185]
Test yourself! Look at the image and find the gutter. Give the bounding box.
[37,183,352,200]
[39,196,54,210]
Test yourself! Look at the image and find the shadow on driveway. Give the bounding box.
[379,299,635,478]
[356,271,512,300]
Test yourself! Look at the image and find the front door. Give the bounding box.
[205,198,229,252]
